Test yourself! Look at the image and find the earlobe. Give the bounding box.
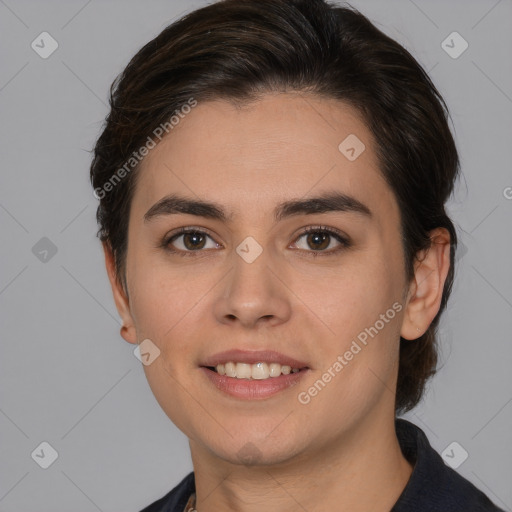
[400,228,451,340]
[102,242,138,345]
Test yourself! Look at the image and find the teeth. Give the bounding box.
[225,362,236,377]
[213,361,301,379]
[252,362,268,380]
[236,363,252,379]
[269,363,281,377]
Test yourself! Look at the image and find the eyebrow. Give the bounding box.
[143,191,372,223]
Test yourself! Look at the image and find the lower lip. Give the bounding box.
[201,367,309,400]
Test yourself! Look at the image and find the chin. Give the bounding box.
[215,441,305,468]
[200,423,309,468]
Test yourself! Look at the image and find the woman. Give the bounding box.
[90,0,505,510]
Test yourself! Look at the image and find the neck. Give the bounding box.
[189,412,413,512]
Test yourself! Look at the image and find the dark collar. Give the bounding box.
[140,419,504,511]
[392,418,504,511]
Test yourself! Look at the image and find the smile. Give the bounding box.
[210,361,302,380]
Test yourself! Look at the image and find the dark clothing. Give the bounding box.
[140,419,505,512]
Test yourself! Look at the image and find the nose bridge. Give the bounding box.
[214,236,291,327]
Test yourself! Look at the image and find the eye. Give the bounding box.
[163,227,220,256]
[162,225,350,258]
[292,226,350,256]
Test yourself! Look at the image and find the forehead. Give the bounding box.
[132,93,396,224]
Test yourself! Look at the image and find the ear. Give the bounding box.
[103,242,138,345]
[400,228,451,340]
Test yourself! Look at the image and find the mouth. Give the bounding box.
[200,350,310,399]
[205,361,304,379]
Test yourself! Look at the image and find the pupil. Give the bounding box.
[184,232,205,250]
[308,232,329,250]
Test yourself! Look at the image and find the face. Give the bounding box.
[114,93,412,467]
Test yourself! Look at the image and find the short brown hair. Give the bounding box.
[90,0,460,414]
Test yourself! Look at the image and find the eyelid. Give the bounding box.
[293,225,349,242]
[166,225,218,239]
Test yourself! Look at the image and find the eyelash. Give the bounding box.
[161,225,351,258]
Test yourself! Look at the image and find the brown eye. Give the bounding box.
[165,228,219,255]
[181,232,207,250]
[305,232,330,251]
[293,226,350,256]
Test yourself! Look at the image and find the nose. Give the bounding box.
[213,246,292,329]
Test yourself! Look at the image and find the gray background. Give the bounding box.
[0,0,511,510]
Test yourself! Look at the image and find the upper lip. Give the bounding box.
[201,349,309,369]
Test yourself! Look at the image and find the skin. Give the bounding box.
[104,92,451,511]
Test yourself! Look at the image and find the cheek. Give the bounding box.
[296,251,403,397]
[298,279,402,430]
[301,254,402,345]
[127,263,209,431]
[126,255,218,362]
[128,249,187,325]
